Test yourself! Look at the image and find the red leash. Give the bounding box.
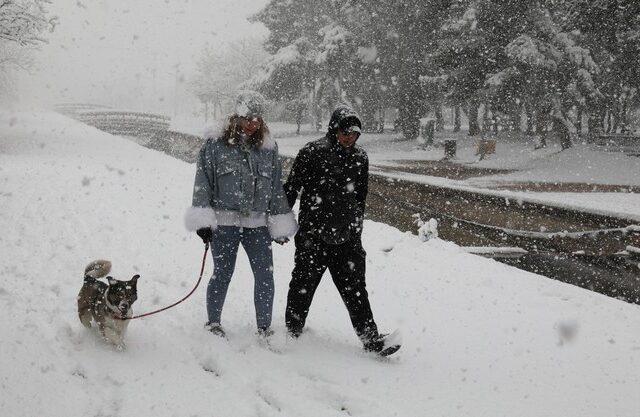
[121,243,209,320]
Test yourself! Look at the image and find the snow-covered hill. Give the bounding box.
[1,110,639,417]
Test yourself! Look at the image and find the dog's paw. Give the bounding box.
[114,343,126,352]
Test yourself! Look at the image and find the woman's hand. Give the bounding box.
[273,237,289,245]
[196,227,213,243]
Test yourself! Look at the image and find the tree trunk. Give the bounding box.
[525,104,534,135]
[377,101,386,133]
[534,110,547,147]
[398,78,421,139]
[505,102,521,132]
[620,95,629,133]
[397,25,423,140]
[587,106,606,134]
[399,105,420,139]
[534,110,545,134]
[423,120,435,146]
[553,115,574,150]
[453,105,461,132]
[311,85,317,130]
[360,95,378,132]
[576,108,583,137]
[538,134,547,149]
[467,100,481,136]
[482,103,491,133]
[435,106,445,131]
[296,106,302,135]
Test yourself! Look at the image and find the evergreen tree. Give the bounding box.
[566,0,640,133]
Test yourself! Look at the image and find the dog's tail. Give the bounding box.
[84,260,112,279]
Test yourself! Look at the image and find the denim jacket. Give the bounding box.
[185,135,297,239]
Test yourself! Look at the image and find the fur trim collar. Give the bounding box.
[203,124,223,141]
[261,133,275,150]
[203,124,275,150]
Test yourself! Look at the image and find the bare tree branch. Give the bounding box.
[0,0,56,46]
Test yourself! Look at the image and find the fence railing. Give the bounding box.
[75,110,171,136]
[584,133,640,156]
[53,103,112,117]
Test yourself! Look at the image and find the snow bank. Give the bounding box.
[1,110,639,417]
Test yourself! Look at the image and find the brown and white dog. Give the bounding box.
[77,260,139,349]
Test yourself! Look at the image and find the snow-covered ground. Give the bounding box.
[1,110,640,417]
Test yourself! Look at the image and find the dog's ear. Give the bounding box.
[107,276,117,286]
[130,274,140,284]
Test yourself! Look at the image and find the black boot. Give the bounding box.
[363,333,385,353]
[363,332,401,357]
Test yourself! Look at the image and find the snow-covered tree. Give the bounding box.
[252,0,333,128]
[362,0,457,139]
[433,4,489,136]
[0,0,56,46]
[252,0,639,138]
[435,0,598,140]
[0,0,56,97]
[254,0,456,137]
[566,0,640,133]
[189,38,268,122]
[248,37,318,132]
[253,1,382,130]
[484,5,597,138]
[0,40,32,94]
[316,20,384,131]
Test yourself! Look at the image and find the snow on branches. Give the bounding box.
[0,0,57,46]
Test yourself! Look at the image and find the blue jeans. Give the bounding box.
[207,226,274,329]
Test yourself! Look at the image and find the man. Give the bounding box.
[284,105,401,356]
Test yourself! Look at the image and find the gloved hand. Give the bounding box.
[196,227,213,244]
[273,237,289,245]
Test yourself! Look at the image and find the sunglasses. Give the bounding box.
[241,116,262,125]
[340,128,360,136]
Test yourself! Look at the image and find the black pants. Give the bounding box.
[285,232,378,341]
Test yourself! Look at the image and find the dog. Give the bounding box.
[77,260,139,349]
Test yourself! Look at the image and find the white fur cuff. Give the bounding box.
[267,212,298,239]
[184,206,217,231]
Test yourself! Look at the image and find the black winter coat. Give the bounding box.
[284,134,368,245]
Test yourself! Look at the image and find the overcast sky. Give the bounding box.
[20,0,268,113]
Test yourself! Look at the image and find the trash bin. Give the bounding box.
[444,139,457,159]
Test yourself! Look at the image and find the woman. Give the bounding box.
[184,91,297,338]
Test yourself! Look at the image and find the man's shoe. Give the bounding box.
[286,328,301,339]
[363,330,402,357]
[363,334,385,353]
[204,322,226,338]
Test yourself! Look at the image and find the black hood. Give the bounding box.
[327,105,362,144]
